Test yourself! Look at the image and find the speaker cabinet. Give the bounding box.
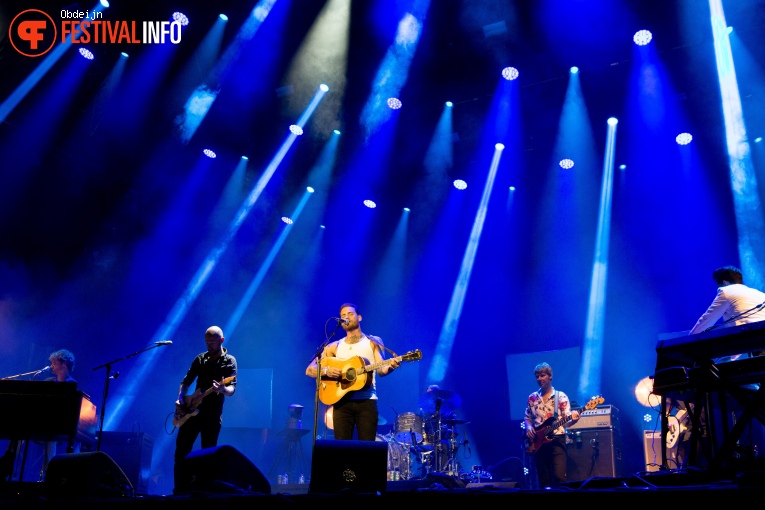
[566,428,625,482]
[178,445,270,495]
[309,439,388,494]
[99,431,153,495]
[44,451,133,499]
[643,430,678,472]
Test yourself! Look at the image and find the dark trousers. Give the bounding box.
[173,411,222,493]
[534,435,568,488]
[332,399,378,440]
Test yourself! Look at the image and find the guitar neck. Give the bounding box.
[360,356,400,374]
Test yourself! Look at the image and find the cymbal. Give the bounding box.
[443,419,470,426]
[418,389,462,414]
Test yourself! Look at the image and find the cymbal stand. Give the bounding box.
[434,398,445,472]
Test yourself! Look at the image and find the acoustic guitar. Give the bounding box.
[522,395,603,455]
[318,350,422,405]
[173,376,236,427]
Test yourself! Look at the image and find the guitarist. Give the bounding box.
[523,362,580,488]
[305,303,400,441]
[173,325,237,495]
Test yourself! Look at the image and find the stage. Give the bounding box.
[3,469,765,508]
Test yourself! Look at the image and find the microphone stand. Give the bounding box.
[1,369,47,380]
[91,343,169,452]
[309,321,343,447]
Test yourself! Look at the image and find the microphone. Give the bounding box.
[37,366,51,373]
[155,340,173,346]
[333,317,349,325]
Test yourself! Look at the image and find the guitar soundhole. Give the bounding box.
[346,368,356,381]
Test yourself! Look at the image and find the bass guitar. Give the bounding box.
[173,376,236,427]
[318,350,422,405]
[522,395,603,455]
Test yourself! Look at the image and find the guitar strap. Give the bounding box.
[368,334,398,358]
[553,390,559,419]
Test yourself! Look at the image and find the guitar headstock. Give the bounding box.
[402,349,422,361]
[584,395,605,410]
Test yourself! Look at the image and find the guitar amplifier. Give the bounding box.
[568,405,620,430]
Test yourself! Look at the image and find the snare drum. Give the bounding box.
[376,435,412,480]
[394,412,423,444]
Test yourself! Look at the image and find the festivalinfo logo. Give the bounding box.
[9,7,183,57]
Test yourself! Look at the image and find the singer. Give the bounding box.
[1,348,79,483]
[172,326,237,495]
[306,302,400,440]
[523,362,580,489]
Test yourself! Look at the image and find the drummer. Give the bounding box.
[425,385,457,421]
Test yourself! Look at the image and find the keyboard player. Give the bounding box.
[689,266,765,362]
[1,348,82,482]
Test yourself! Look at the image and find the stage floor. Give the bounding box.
[3,469,765,507]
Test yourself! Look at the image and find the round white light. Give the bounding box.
[289,125,303,135]
[363,200,377,208]
[676,132,693,145]
[633,29,652,46]
[79,48,94,60]
[453,180,467,190]
[281,217,293,224]
[203,149,216,158]
[501,67,519,80]
[387,98,402,110]
[559,159,574,169]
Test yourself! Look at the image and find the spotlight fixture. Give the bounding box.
[387,98,402,110]
[333,129,341,135]
[644,414,652,423]
[607,117,618,126]
[289,125,303,135]
[509,186,515,191]
[495,143,505,151]
[306,187,314,193]
[570,66,579,74]
[755,137,762,143]
[241,156,248,160]
[219,14,228,21]
[79,48,94,60]
[319,83,329,92]
[633,29,652,46]
[619,164,626,170]
[172,12,189,26]
[635,376,660,408]
[100,0,110,6]
[120,52,128,58]
[501,67,519,80]
[363,200,377,209]
[403,207,410,212]
[453,179,467,190]
[281,217,293,224]
[445,101,453,108]
[203,149,216,158]
[559,159,574,169]
[676,132,693,145]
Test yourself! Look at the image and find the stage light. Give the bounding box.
[289,125,303,135]
[619,164,626,170]
[676,132,693,145]
[203,149,217,158]
[445,101,453,108]
[607,117,618,126]
[241,156,248,160]
[726,26,733,35]
[333,129,341,135]
[635,376,660,408]
[100,0,110,7]
[363,200,377,208]
[634,29,652,46]
[319,84,329,92]
[307,187,315,193]
[120,52,128,58]
[559,158,574,169]
[501,67,519,80]
[570,66,579,74]
[281,217,293,224]
[403,207,410,212]
[219,14,228,21]
[453,179,467,190]
[495,143,504,151]
[644,414,652,422]
[79,48,94,60]
[509,186,515,191]
[755,137,762,143]
[387,97,402,110]
[173,12,189,26]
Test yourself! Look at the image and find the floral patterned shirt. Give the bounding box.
[525,388,572,436]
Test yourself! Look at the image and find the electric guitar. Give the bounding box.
[666,408,689,448]
[318,350,422,405]
[522,395,604,455]
[173,376,236,427]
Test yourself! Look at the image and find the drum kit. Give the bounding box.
[377,388,471,480]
